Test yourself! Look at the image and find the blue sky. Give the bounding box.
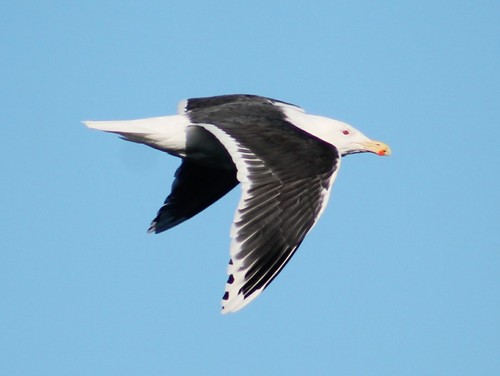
[1,1,499,375]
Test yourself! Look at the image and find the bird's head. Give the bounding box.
[328,120,391,157]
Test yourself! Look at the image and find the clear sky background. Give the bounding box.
[1,1,499,375]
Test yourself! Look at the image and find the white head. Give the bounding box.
[276,103,391,157]
[324,118,391,157]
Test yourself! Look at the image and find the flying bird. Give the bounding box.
[84,94,391,313]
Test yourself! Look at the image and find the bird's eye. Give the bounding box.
[342,129,350,135]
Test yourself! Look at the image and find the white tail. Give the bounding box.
[83,115,190,154]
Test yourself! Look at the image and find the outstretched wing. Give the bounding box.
[192,101,340,313]
[148,159,238,233]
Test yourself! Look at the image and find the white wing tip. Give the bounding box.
[220,274,264,314]
[221,293,246,314]
[221,292,262,314]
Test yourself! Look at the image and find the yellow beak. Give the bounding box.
[361,140,391,156]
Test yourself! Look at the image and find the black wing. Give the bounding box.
[188,100,340,312]
[148,159,238,233]
[182,94,303,113]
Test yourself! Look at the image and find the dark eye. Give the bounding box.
[342,129,350,135]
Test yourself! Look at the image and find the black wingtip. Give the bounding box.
[147,223,156,234]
